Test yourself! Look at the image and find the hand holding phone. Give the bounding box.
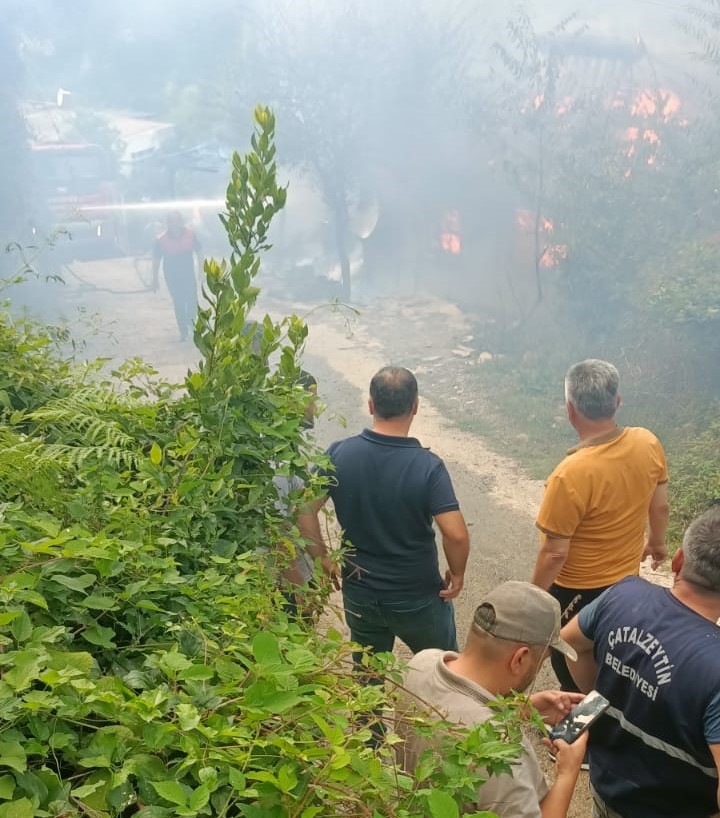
[549,690,610,744]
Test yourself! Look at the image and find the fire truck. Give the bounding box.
[23,102,176,260]
[28,141,120,255]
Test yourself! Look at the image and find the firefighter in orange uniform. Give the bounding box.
[152,211,202,341]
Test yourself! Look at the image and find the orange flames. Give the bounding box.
[540,244,568,268]
[630,89,681,120]
[625,127,661,144]
[556,97,573,116]
[620,89,681,172]
[515,210,568,268]
[624,126,662,162]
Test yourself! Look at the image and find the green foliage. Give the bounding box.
[664,418,720,543]
[645,240,720,325]
[0,107,525,817]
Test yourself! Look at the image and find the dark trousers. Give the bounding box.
[549,582,611,691]
[165,270,197,337]
[343,588,458,664]
[343,588,457,747]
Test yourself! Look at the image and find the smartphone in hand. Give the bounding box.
[549,690,610,744]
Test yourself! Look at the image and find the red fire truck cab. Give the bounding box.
[29,141,122,257]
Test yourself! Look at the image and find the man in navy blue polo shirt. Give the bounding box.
[298,366,470,656]
[561,507,720,818]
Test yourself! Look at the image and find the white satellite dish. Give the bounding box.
[349,198,380,240]
[56,88,72,108]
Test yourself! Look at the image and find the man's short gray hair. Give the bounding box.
[681,508,720,593]
[564,359,619,420]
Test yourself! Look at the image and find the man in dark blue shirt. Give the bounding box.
[298,366,470,657]
[561,507,720,818]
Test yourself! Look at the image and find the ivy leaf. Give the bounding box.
[151,781,188,807]
[227,769,246,793]
[135,808,174,818]
[71,781,106,799]
[80,595,119,611]
[176,703,200,731]
[427,790,459,818]
[188,785,209,812]
[10,612,32,644]
[3,655,42,692]
[19,591,47,610]
[50,574,96,593]
[0,798,33,818]
[276,764,298,793]
[0,743,26,774]
[0,775,15,799]
[252,632,282,666]
[82,625,116,649]
[77,756,112,769]
[158,652,191,675]
[178,664,215,682]
[47,650,95,675]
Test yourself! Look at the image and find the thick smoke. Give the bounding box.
[2,0,716,362]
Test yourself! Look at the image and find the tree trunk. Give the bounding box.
[332,193,351,301]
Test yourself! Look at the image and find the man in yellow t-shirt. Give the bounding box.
[532,359,669,692]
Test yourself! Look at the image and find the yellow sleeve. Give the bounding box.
[655,438,669,484]
[535,470,586,539]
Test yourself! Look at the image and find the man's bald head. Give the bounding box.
[369,367,418,420]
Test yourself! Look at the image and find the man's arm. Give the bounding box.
[297,495,338,586]
[532,534,571,590]
[151,242,162,291]
[559,616,597,694]
[642,482,669,569]
[529,690,584,724]
[539,735,588,818]
[434,509,469,601]
[478,735,585,818]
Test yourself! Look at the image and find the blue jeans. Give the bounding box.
[343,588,458,661]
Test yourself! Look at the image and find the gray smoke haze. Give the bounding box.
[2,0,718,379]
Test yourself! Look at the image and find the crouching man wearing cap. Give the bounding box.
[396,581,587,818]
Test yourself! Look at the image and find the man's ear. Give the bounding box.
[368,398,375,416]
[671,548,684,577]
[566,400,576,424]
[508,645,531,676]
[412,397,419,417]
[616,393,623,410]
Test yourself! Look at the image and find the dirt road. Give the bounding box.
[42,259,670,817]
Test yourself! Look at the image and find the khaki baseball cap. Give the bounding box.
[472,581,577,661]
